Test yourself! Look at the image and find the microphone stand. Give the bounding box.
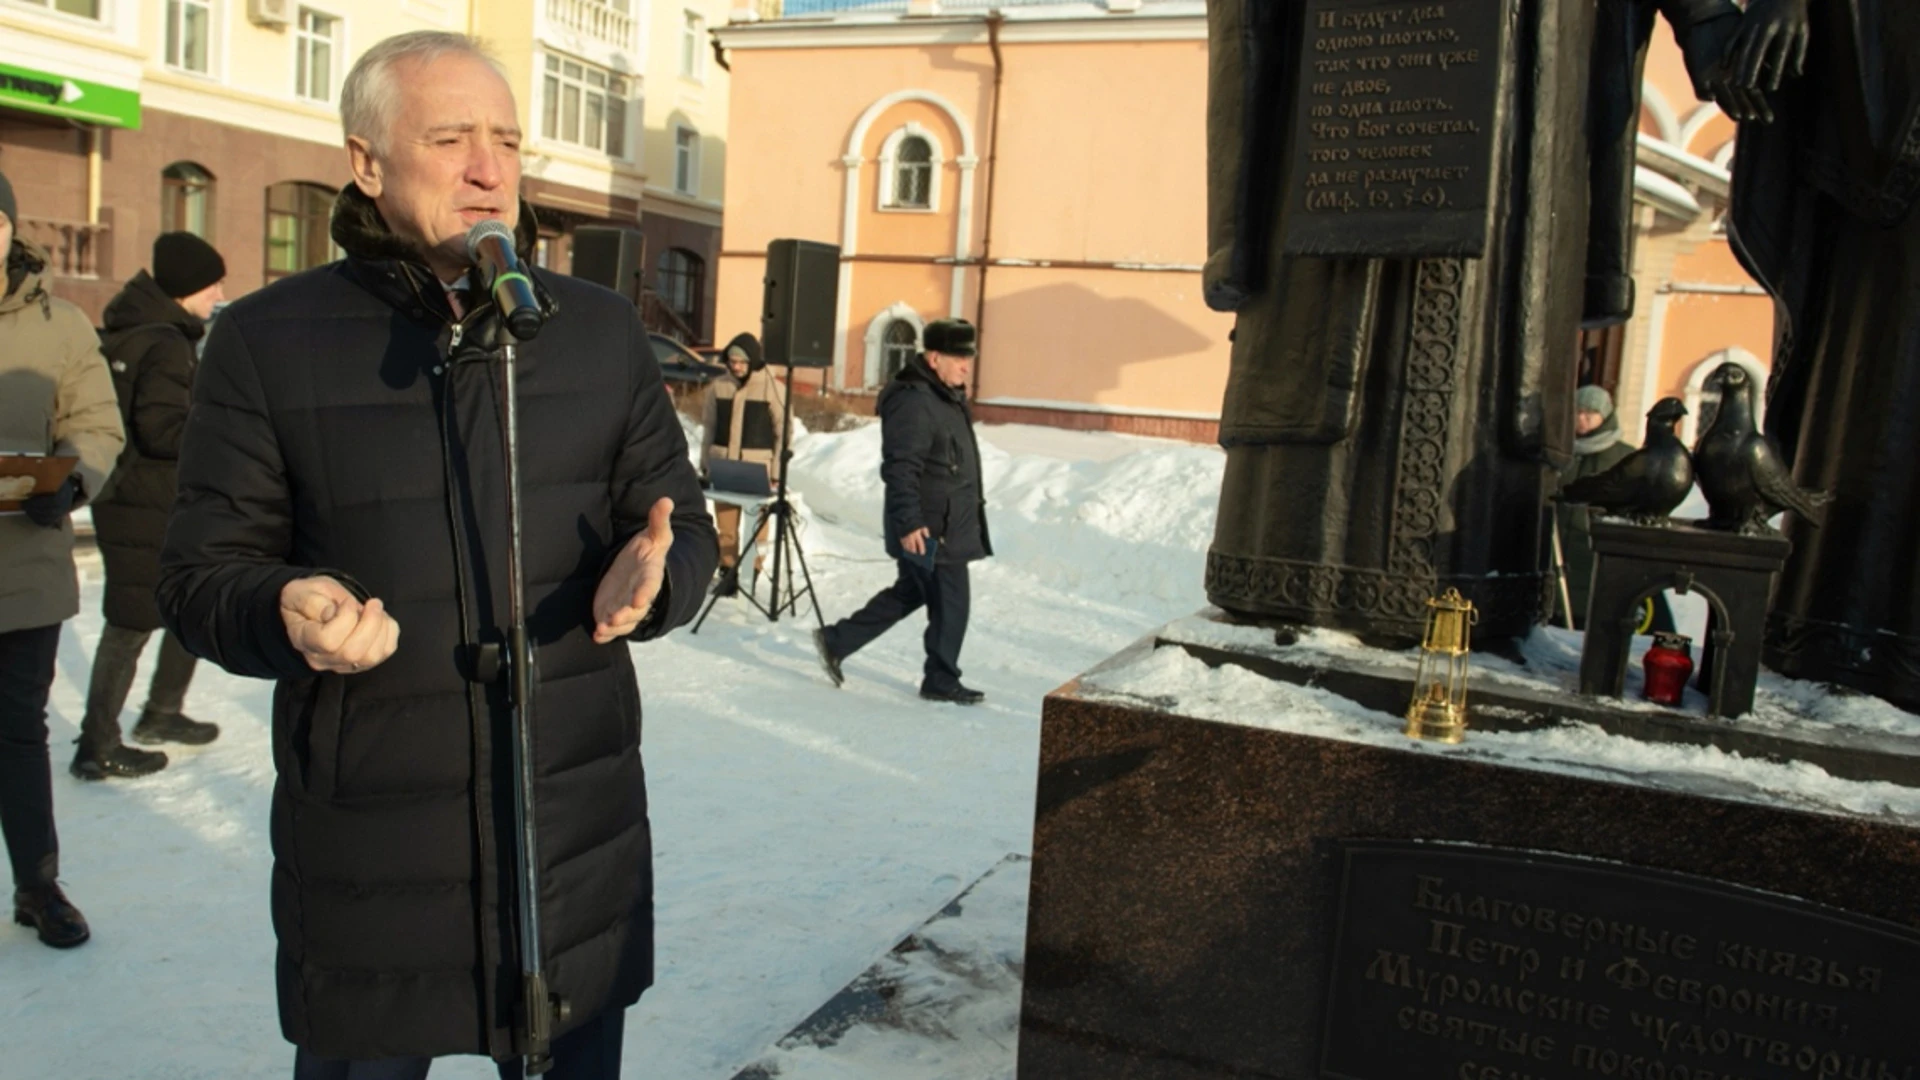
[495,332,569,1073]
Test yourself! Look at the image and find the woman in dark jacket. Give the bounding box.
[75,233,227,780]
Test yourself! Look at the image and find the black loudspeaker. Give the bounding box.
[760,239,840,368]
[570,226,647,304]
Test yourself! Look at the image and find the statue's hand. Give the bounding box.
[1723,0,1811,119]
[1677,15,1753,121]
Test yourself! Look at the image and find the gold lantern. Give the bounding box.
[1405,588,1478,744]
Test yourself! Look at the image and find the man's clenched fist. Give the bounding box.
[280,576,401,675]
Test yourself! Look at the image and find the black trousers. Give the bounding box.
[824,559,970,690]
[292,1009,626,1080]
[0,624,62,889]
[79,624,197,752]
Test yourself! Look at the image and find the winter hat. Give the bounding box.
[153,231,226,298]
[724,331,764,370]
[1574,384,1615,419]
[922,318,977,358]
[0,169,16,229]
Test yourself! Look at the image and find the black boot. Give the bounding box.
[131,709,220,746]
[713,566,740,598]
[919,682,985,705]
[813,628,845,688]
[70,742,168,781]
[13,883,90,948]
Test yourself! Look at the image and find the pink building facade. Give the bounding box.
[714,0,1772,445]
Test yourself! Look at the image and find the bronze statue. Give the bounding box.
[1719,0,1920,711]
[1202,0,1738,645]
[1586,0,1748,326]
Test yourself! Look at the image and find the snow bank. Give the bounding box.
[791,422,1222,620]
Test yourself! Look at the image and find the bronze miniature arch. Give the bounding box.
[1575,519,1789,719]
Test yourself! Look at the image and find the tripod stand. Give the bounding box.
[693,361,827,634]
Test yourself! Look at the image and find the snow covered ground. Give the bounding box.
[0,421,1223,1080]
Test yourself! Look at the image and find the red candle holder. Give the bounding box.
[1642,632,1695,708]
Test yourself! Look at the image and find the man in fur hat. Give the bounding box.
[813,318,992,704]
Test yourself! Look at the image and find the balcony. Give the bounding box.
[20,217,109,280]
[546,0,636,49]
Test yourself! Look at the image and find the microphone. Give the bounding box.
[466,219,544,341]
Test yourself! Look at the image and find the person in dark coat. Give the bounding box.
[813,318,991,705]
[154,31,716,1078]
[74,232,228,781]
[1553,386,1637,627]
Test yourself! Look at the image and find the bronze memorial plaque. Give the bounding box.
[1322,842,1920,1080]
[1282,0,1506,257]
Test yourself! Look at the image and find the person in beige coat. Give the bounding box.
[0,171,126,948]
[700,332,787,595]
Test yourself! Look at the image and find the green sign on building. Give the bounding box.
[0,62,140,129]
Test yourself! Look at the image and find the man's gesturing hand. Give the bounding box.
[593,497,675,644]
[901,526,931,557]
[280,576,401,675]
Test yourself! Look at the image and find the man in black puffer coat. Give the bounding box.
[814,318,992,704]
[156,31,716,1078]
[75,232,228,781]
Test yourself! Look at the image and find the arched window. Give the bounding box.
[893,136,933,209]
[162,162,214,239]
[656,247,705,339]
[881,318,919,382]
[264,181,340,282]
[877,123,943,212]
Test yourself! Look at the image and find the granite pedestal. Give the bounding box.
[1017,637,1920,1080]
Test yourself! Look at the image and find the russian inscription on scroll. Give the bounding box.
[1322,843,1920,1080]
[1282,0,1506,257]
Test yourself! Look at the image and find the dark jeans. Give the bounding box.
[824,559,970,690]
[0,624,62,889]
[79,624,197,752]
[292,1009,626,1080]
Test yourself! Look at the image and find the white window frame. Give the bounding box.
[673,124,700,196]
[163,0,216,76]
[292,4,343,104]
[876,122,943,213]
[679,9,705,81]
[862,302,926,390]
[9,0,109,24]
[538,50,633,160]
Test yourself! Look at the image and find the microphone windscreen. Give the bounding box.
[465,219,516,262]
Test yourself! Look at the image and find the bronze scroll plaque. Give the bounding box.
[1322,842,1920,1080]
[1282,0,1506,257]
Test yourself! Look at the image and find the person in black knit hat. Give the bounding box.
[74,232,228,780]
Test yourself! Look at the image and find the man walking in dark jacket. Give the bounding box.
[74,232,227,781]
[156,31,716,1078]
[814,319,991,704]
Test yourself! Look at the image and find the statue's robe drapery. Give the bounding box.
[1586,0,1739,325]
[1734,1,1920,709]
[1202,0,1564,643]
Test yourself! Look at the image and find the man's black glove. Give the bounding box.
[22,475,79,528]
